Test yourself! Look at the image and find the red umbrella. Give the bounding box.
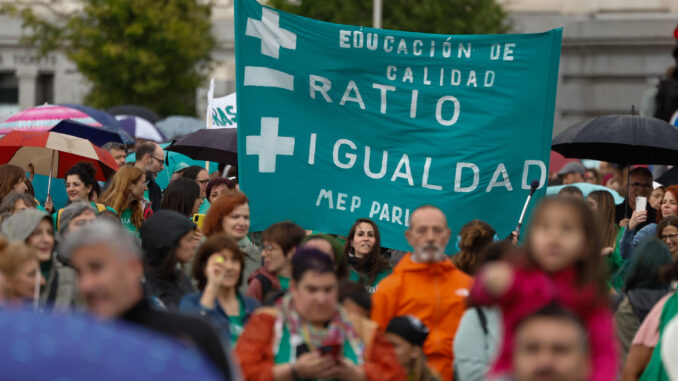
[0,130,118,193]
[549,150,580,175]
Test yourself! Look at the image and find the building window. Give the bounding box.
[36,72,54,105]
[0,72,18,104]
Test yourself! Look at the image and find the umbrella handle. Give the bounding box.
[33,268,40,311]
[46,150,55,196]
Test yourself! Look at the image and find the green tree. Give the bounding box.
[3,0,214,116]
[267,0,508,35]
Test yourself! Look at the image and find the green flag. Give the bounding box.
[235,0,562,252]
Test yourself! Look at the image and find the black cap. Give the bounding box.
[385,316,429,347]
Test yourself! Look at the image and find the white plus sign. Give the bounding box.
[246,117,295,173]
[246,8,297,59]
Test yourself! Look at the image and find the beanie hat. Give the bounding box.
[386,315,429,347]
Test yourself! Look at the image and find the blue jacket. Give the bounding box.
[179,291,260,347]
[619,223,657,260]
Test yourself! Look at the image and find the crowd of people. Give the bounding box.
[0,141,678,381]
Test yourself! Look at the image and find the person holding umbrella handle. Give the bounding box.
[26,163,53,213]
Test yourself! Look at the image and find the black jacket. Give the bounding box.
[144,273,195,311]
[140,210,197,310]
[615,199,657,231]
[147,177,162,212]
[121,299,232,380]
[654,78,678,122]
[626,287,669,322]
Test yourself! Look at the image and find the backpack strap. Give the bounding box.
[94,203,107,213]
[56,208,63,231]
[255,273,274,302]
[475,306,489,336]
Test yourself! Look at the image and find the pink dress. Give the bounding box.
[471,266,618,381]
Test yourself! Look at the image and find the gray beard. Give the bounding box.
[412,244,446,263]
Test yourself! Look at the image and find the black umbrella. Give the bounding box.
[107,104,161,123]
[553,114,678,218]
[656,167,678,186]
[166,128,237,164]
[552,115,678,165]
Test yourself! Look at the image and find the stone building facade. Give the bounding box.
[1,0,677,136]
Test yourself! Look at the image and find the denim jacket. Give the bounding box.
[179,291,261,347]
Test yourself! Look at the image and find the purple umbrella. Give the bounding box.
[115,115,166,142]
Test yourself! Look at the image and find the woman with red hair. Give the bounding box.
[621,185,678,260]
[203,191,260,293]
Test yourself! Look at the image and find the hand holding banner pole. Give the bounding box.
[514,180,540,241]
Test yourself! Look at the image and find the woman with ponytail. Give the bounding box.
[453,220,497,275]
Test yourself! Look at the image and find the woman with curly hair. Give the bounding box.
[202,191,259,293]
[99,166,147,236]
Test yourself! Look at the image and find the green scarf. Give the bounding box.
[272,294,363,373]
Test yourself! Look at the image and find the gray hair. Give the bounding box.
[0,191,38,216]
[57,201,97,241]
[102,142,126,152]
[59,219,142,263]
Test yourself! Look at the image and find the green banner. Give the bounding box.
[235,0,561,252]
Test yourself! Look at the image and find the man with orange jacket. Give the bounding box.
[372,205,473,381]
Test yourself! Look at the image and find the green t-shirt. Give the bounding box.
[278,276,290,291]
[227,297,246,345]
[120,208,139,238]
[198,198,210,215]
[348,267,391,295]
[607,226,627,291]
[274,318,360,373]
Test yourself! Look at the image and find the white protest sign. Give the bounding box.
[206,79,238,129]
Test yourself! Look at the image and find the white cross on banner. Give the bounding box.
[245,7,297,59]
[246,117,295,172]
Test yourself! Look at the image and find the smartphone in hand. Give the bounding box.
[319,344,342,362]
[636,197,647,212]
[193,214,206,229]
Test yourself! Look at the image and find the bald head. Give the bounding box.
[406,205,451,262]
[409,205,448,230]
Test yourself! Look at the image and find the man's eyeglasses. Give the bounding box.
[630,182,652,189]
[660,233,678,241]
[151,156,165,164]
[262,245,281,252]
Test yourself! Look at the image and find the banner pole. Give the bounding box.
[373,0,382,28]
[206,78,215,129]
